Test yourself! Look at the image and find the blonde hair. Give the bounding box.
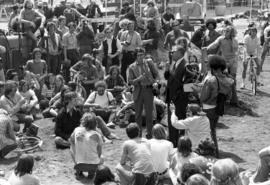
[210,159,243,185]
[152,124,167,140]
[187,174,209,185]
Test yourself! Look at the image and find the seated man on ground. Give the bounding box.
[84,81,117,127]
[171,104,211,150]
[116,123,157,185]
[55,91,117,148]
[0,109,17,159]
[105,65,127,104]
[70,54,99,94]
[70,113,103,180]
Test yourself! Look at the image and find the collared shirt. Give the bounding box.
[62,31,78,50]
[120,30,142,51]
[58,26,69,36]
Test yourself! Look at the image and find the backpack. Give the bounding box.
[215,76,227,116]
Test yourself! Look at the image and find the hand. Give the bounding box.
[19,98,26,105]
[137,74,146,82]
[165,61,170,70]
[153,82,159,89]
[30,22,36,28]
[108,53,114,58]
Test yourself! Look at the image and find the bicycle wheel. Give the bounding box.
[14,136,43,153]
[251,75,257,95]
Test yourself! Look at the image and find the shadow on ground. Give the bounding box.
[219,150,246,163]
[216,122,230,129]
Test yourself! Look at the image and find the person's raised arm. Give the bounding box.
[34,10,46,28]
[205,36,222,52]
[171,111,192,130]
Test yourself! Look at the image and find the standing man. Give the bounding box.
[127,48,159,139]
[260,21,270,71]
[86,0,103,34]
[120,21,142,81]
[164,20,189,50]
[206,26,239,105]
[62,22,80,82]
[95,26,122,73]
[202,18,220,54]
[39,22,62,75]
[164,45,188,147]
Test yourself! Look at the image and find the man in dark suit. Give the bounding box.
[128,48,159,139]
[164,45,188,147]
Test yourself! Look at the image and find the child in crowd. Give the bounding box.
[8,154,40,185]
[70,113,103,180]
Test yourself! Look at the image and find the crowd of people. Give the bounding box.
[0,0,269,184]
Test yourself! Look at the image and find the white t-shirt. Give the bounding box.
[121,138,155,174]
[70,127,103,164]
[149,139,174,173]
[8,172,40,185]
[85,91,114,108]
[244,34,259,57]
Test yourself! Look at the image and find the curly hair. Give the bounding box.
[95,80,107,89]
[80,113,98,130]
[206,18,217,29]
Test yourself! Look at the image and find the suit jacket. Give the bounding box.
[128,60,159,101]
[164,58,187,103]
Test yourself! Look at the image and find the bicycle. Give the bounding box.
[14,135,43,153]
[246,55,258,95]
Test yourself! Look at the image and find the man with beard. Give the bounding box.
[19,0,46,49]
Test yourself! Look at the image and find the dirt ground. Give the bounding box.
[1,19,270,185]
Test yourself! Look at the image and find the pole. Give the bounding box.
[250,0,253,21]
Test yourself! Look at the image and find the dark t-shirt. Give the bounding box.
[144,30,160,51]
[162,13,175,22]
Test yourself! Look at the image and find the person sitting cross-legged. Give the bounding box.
[84,81,117,128]
[55,91,117,149]
[70,113,103,180]
[116,123,157,185]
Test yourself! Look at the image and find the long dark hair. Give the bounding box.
[177,136,193,157]
[15,154,34,177]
